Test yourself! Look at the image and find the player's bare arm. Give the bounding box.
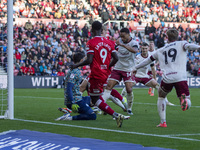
[116,39,138,53]
[70,54,94,70]
[109,51,118,69]
[135,57,154,70]
[151,64,157,80]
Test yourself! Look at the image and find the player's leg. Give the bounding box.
[121,87,127,97]
[109,95,126,111]
[110,89,128,111]
[148,87,152,95]
[157,80,173,127]
[56,97,96,121]
[89,78,129,127]
[145,78,158,96]
[174,81,191,111]
[103,79,118,102]
[102,70,121,102]
[125,81,134,115]
[73,97,97,120]
[147,71,153,95]
[123,71,135,115]
[146,79,174,106]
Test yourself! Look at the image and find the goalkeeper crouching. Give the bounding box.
[55,52,96,121]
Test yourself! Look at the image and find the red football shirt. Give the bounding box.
[86,36,115,80]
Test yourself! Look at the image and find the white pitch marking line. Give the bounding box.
[14,118,200,142]
[167,133,200,136]
[14,96,200,108]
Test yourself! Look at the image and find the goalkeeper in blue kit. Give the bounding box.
[55,52,96,121]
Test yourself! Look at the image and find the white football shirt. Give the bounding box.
[151,41,188,83]
[135,53,151,78]
[114,38,139,72]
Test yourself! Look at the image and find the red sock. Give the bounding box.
[96,97,115,116]
[111,89,123,101]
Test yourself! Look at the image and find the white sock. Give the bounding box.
[69,116,73,120]
[186,96,191,109]
[151,88,155,94]
[165,98,169,103]
[155,85,159,90]
[102,89,111,102]
[109,95,125,110]
[157,97,166,123]
[121,87,127,97]
[127,92,134,111]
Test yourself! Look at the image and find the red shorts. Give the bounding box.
[88,78,107,96]
[160,80,190,97]
[134,76,153,85]
[108,69,134,83]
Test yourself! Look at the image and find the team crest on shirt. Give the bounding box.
[70,74,75,79]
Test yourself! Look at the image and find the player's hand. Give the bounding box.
[115,39,120,45]
[132,66,137,74]
[71,103,80,113]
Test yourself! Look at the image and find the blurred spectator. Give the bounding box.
[194,49,200,60]
[41,69,49,76]
[39,62,47,74]
[17,68,24,76]
[20,63,27,75]
[194,62,200,76]
[57,68,65,76]
[51,69,57,76]
[27,64,35,76]
[46,66,52,75]
[189,52,196,62]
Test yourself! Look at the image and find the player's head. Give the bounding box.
[149,40,154,51]
[120,28,130,43]
[141,42,149,55]
[91,21,102,36]
[73,52,85,64]
[166,29,178,42]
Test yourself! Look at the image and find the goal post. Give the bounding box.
[0,0,14,119]
[7,0,14,119]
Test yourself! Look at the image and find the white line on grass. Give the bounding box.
[15,96,63,100]
[14,96,200,108]
[167,133,200,136]
[14,118,200,142]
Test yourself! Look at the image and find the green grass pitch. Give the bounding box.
[0,88,200,150]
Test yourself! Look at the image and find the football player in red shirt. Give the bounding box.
[70,21,128,127]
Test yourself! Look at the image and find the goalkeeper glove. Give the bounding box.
[71,103,80,113]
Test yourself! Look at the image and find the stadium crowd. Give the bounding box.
[0,0,200,23]
[89,0,200,24]
[0,0,200,77]
[0,0,93,20]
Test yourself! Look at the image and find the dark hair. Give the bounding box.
[92,21,102,31]
[73,52,85,63]
[141,42,149,46]
[120,28,130,34]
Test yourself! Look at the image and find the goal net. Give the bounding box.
[0,0,14,119]
[0,55,8,119]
